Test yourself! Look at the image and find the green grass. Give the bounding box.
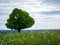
[0,30,60,45]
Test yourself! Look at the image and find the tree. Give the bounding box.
[5,8,35,32]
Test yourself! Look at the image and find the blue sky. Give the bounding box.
[0,0,60,30]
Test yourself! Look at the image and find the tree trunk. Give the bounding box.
[18,30,21,32]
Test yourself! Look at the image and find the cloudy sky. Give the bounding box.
[0,0,60,30]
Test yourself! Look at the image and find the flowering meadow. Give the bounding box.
[0,30,60,45]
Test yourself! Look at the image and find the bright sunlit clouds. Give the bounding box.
[0,0,60,30]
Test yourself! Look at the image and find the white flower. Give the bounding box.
[11,40,14,42]
[42,31,46,34]
[48,32,50,34]
[51,33,53,36]
[31,35,34,39]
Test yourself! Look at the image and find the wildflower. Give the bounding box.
[31,35,34,39]
[22,37,26,40]
[0,40,4,45]
[51,33,53,36]
[20,39,24,44]
[44,35,46,39]
[21,41,24,44]
[42,31,46,34]
[57,35,60,40]
[48,32,50,34]
[48,40,50,45]
[11,39,14,42]
[8,40,10,43]
[23,34,25,37]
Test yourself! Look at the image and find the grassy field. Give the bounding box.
[0,30,60,45]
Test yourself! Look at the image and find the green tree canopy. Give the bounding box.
[5,8,35,32]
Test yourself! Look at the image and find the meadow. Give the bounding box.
[0,30,60,45]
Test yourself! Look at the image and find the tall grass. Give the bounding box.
[0,30,60,45]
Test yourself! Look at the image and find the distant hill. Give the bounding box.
[0,29,60,34]
[0,30,44,34]
[0,30,18,34]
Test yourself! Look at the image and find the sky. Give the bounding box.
[0,0,60,30]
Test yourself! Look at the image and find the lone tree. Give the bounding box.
[5,8,35,32]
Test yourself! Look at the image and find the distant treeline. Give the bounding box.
[0,29,60,34]
[0,30,18,34]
